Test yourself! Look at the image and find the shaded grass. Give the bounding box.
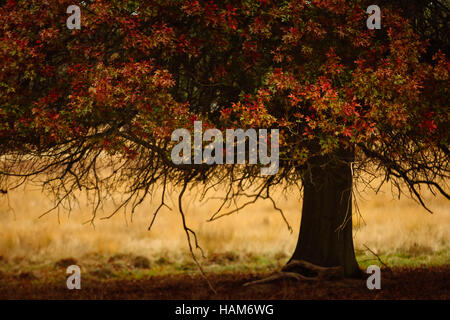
[1,249,448,286]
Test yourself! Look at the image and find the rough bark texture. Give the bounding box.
[289,152,362,278]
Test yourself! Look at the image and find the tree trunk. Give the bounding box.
[288,152,362,278]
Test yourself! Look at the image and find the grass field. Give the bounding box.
[0,179,449,299]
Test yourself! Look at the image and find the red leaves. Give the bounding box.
[123,146,138,160]
[419,112,438,133]
[40,64,55,77]
[420,120,438,132]
[182,0,201,15]
[48,111,60,121]
[342,127,353,138]
[5,0,17,9]
[223,3,238,30]
[35,89,60,107]
[288,93,302,107]
[38,27,59,43]
[220,108,232,118]
[282,27,302,46]
[268,69,301,92]
[0,0,448,166]
[182,1,239,31]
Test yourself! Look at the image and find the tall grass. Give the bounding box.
[0,180,448,265]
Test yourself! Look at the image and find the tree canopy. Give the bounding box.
[0,0,448,232]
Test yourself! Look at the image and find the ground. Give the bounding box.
[0,268,449,300]
[0,254,448,299]
[0,184,448,300]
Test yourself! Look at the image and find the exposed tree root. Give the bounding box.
[243,260,344,287]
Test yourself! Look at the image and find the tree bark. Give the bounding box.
[288,152,362,278]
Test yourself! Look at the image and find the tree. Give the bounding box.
[0,0,448,280]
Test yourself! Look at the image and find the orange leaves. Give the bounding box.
[288,93,302,107]
[321,48,344,77]
[123,22,175,54]
[0,0,448,170]
[249,16,270,37]
[221,101,275,129]
[38,27,59,43]
[176,34,201,57]
[432,50,450,81]
[268,68,300,92]
[282,27,303,46]
[151,69,176,89]
[182,1,239,31]
[182,1,202,16]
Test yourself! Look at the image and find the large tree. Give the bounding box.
[0,0,448,280]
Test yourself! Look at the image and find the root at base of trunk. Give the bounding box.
[243,260,344,287]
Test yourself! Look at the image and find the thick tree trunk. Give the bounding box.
[288,152,362,278]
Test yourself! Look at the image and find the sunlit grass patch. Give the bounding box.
[0,179,448,277]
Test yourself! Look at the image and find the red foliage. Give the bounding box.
[0,0,447,173]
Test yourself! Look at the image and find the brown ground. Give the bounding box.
[0,267,448,299]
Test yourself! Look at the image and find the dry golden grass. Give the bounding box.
[0,180,448,266]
